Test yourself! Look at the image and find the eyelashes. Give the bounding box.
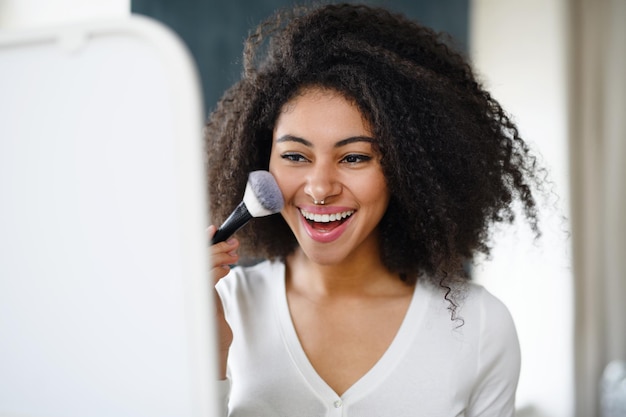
[280,153,309,163]
[279,153,372,165]
[342,154,372,164]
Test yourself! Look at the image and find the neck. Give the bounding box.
[285,248,407,299]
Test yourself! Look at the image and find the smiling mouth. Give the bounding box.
[299,209,354,231]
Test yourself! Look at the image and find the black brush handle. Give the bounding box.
[211,201,253,244]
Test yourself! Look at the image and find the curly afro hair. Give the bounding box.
[205,3,542,299]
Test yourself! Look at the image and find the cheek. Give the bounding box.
[368,185,390,209]
[356,171,389,204]
[268,162,295,201]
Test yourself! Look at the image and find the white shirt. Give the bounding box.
[216,260,520,417]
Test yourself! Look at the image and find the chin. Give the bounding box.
[295,242,352,266]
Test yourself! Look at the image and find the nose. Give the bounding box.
[304,162,341,203]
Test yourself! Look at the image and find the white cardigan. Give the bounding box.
[216,260,520,417]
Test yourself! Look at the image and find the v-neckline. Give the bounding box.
[272,261,430,403]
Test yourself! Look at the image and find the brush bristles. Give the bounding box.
[243,170,284,217]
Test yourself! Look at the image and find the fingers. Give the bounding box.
[207,225,235,379]
[207,225,240,282]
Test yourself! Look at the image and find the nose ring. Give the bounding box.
[313,199,325,205]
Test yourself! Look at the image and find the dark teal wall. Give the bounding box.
[132,0,469,116]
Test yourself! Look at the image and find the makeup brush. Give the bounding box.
[211,170,284,244]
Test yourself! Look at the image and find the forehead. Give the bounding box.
[274,88,373,140]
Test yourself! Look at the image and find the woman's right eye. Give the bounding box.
[281,153,309,163]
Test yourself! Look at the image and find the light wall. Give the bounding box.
[470,1,573,417]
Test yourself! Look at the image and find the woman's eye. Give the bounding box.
[342,154,372,164]
[281,153,309,163]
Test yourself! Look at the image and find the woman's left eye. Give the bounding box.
[341,154,371,164]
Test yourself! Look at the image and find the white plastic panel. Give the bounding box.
[0,16,217,417]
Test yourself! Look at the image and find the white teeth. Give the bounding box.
[300,209,354,223]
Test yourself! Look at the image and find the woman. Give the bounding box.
[205,4,543,416]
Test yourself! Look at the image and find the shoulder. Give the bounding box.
[460,283,518,339]
[420,280,519,356]
[418,280,515,328]
[215,259,284,306]
[453,284,521,415]
[459,283,521,384]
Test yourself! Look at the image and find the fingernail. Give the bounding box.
[226,238,236,246]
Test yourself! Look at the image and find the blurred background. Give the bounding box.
[130,0,471,117]
[1,1,624,416]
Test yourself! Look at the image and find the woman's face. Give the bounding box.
[269,88,390,266]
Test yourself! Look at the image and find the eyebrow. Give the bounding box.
[275,135,376,148]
